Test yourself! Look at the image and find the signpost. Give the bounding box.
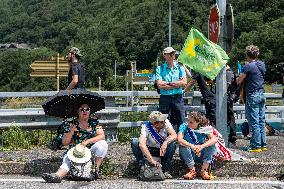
[215,0,228,146]
[208,4,220,43]
[30,53,68,91]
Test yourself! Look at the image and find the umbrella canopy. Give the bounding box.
[42,89,105,118]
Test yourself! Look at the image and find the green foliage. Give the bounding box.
[0,0,283,92]
[1,123,51,150]
[100,157,115,176]
[2,123,32,149]
[118,127,141,143]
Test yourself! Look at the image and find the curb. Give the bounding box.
[0,159,282,178]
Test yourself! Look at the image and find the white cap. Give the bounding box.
[163,47,176,54]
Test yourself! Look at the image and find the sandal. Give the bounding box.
[200,170,215,180]
[183,168,196,180]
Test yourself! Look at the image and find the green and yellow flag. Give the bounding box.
[178,28,229,80]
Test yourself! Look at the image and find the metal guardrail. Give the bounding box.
[0,91,283,142]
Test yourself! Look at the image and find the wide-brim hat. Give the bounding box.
[148,111,168,124]
[67,144,91,163]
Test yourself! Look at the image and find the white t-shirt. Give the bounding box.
[140,119,173,148]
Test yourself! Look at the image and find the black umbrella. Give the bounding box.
[42,89,105,118]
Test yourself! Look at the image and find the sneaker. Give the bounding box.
[94,169,102,179]
[42,173,62,183]
[163,171,173,179]
[243,146,262,152]
[261,147,268,151]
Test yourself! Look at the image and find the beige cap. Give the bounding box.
[148,111,168,123]
[163,47,176,54]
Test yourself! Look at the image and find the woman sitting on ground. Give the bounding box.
[42,103,108,183]
[177,111,217,180]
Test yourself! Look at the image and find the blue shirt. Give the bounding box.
[155,61,186,95]
[243,60,266,95]
[179,123,207,144]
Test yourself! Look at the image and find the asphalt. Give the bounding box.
[0,135,283,180]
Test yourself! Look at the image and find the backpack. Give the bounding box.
[67,158,95,181]
[138,160,165,181]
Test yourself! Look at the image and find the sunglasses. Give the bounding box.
[79,108,90,112]
[155,121,165,124]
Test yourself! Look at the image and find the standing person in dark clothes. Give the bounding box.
[192,72,216,127]
[66,47,86,90]
[226,65,239,145]
[237,45,266,152]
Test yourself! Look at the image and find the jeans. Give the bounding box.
[159,94,185,132]
[246,92,266,149]
[179,145,216,168]
[130,138,176,172]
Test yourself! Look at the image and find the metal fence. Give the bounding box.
[0,91,283,144]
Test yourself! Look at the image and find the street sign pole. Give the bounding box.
[130,61,136,107]
[216,0,228,146]
[52,53,65,91]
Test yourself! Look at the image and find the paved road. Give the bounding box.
[0,176,283,189]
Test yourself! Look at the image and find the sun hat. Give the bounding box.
[67,144,91,163]
[148,111,168,123]
[163,47,176,55]
[69,47,83,57]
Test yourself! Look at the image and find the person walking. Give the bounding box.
[155,47,187,131]
[237,45,266,152]
[66,47,86,90]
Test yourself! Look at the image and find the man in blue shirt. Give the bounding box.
[237,45,266,152]
[155,47,187,131]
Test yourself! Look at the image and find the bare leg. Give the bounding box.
[95,157,104,169]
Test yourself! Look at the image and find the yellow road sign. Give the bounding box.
[141,69,150,74]
[30,61,68,70]
[30,71,68,77]
[30,54,68,91]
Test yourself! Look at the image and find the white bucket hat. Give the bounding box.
[67,144,91,163]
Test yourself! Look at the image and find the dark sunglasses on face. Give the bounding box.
[79,108,90,112]
[155,121,165,124]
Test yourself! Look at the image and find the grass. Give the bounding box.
[3,97,46,108]
[0,123,51,151]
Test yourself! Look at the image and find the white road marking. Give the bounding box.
[164,179,284,185]
[0,178,282,185]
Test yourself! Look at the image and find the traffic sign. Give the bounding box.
[30,71,68,77]
[208,4,220,43]
[30,54,69,91]
[141,69,150,74]
[30,61,68,70]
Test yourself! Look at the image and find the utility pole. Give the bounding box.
[168,0,172,47]
[114,60,117,81]
[216,0,228,146]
